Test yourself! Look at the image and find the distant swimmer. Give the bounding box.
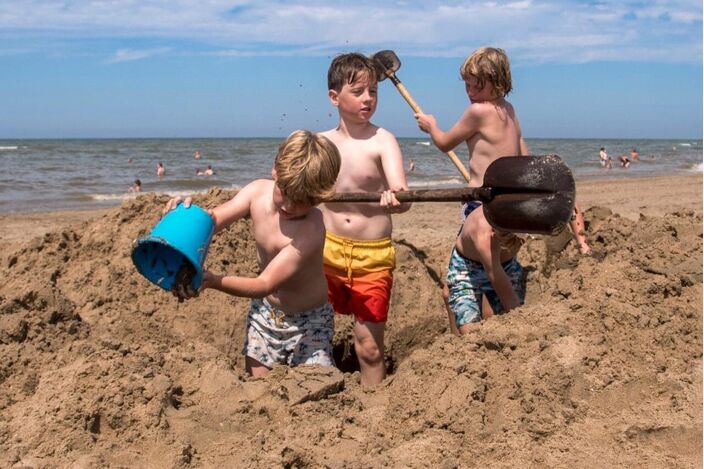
[408,159,416,172]
[194,150,201,160]
[630,148,639,161]
[196,164,214,176]
[128,179,142,193]
[619,155,631,168]
[599,147,612,169]
[156,162,165,177]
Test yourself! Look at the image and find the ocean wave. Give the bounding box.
[90,189,206,202]
[689,162,703,172]
[163,183,241,196]
[0,146,19,151]
[408,178,467,188]
[90,193,137,201]
[678,143,692,147]
[415,141,431,146]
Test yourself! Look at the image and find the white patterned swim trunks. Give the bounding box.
[242,298,335,368]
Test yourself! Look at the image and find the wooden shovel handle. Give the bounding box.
[385,71,472,184]
[330,187,490,203]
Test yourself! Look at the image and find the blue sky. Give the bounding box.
[0,1,701,139]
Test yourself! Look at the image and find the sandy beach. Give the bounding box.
[0,173,701,467]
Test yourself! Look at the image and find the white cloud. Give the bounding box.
[106,47,171,63]
[0,0,700,63]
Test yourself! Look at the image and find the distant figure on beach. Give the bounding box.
[415,46,526,336]
[156,162,165,177]
[163,130,341,378]
[127,158,133,165]
[408,159,416,172]
[196,165,215,176]
[128,179,142,193]
[630,148,639,161]
[599,147,612,169]
[619,154,631,168]
[194,151,201,160]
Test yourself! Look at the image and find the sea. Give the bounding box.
[0,138,701,213]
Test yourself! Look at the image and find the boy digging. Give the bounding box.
[321,53,411,387]
[166,130,341,377]
[415,47,527,334]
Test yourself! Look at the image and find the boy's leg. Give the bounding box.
[245,356,271,377]
[447,280,487,334]
[353,320,386,386]
[442,283,460,336]
[446,248,483,335]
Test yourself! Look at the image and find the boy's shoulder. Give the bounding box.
[244,178,274,191]
[290,208,326,249]
[470,98,512,115]
[321,122,396,142]
[373,125,398,141]
[238,178,273,202]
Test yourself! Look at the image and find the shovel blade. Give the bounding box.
[483,155,576,234]
[372,50,401,80]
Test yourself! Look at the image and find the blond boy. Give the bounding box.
[320,53,411,387]
[415,47,527,334]
[166,130,341,377]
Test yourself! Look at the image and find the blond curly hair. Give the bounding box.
[274,130,341,205]
[460,47,513,98]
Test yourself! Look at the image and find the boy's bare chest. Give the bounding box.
[336,151,383,192]
[250,213,292,263]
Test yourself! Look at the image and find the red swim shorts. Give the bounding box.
[323,232,395,324]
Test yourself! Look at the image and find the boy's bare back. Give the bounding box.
[460,98,526,187]
[415,47,527,317]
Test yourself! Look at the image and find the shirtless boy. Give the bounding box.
[166,130,341,377]
[415,47,527,334]
[320,53,411,387]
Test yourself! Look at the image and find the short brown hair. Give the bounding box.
[274,130,341,205]
[328,52,378,92]
[460,47,513,98]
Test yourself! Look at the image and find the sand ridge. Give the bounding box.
[0,179,701,467]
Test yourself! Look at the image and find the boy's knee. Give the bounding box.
[355,337,383,364]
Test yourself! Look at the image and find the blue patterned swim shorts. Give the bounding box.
[446,248,525,327]
[242,298,335,368]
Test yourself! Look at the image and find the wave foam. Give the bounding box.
[408,178,467,188]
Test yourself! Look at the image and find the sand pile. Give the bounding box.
[0,190,701,467]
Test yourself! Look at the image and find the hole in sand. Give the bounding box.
[332,337,397,376]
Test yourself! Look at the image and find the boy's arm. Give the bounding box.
[378,129,412,213]
[474,231,521,311]
[208,180,262,234]
[415,106,482,153]
[204,224,319,298]
[519,137,529,156]
[163,180,258,233]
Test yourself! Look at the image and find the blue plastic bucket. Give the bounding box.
[131,203,215,291]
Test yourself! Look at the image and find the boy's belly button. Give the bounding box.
[345,218,350,223]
